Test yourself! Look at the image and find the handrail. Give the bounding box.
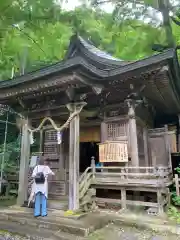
[79,172,93,191]
[79,173,93,200]
[93,166,171,170]
[79,167,92,183]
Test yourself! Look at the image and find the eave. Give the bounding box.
[0,33,180,117]
[0,49,175,89]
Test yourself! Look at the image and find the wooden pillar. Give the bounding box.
[164,125,172,168]
[178,114,180,152]
[66,102,86,211]
[127,100,139,166]
[143,128,149,167]
[121,188,127,209]
[17,119,30,205]
[39,130,43,153]
[59,143,64,169]
[100,122,107,143]
[157,190,164,215]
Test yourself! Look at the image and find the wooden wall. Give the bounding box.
[80,126,100,142]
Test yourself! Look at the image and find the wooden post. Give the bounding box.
[17,119,30,205]
[157,190,164,215]
[143,128,149,167]
[178,115,180,152]
[164,125,172,168]
[121,187,126,209]
[91,156,96,179]
[39,130,43,153]
[66,102,86,211]
[100,122,107,143]
[127,100,139,166]
[175,174,180,196]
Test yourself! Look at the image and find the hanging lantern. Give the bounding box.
[30,131,34,145]
[57,131,62,144]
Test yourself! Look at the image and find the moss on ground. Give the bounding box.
[88,223,180,240]
[0,198,16,208]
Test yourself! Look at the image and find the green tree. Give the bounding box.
[91,0,180,47]
[0,1,175,80]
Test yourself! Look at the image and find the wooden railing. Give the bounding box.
[78,159,172,213]
[91,164,173,187]
[79,159,96,211]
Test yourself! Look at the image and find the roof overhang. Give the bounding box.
[0,34,180,116]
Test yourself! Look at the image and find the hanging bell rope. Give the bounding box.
[27,103,86,133]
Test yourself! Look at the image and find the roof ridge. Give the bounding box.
[77,35,124,62]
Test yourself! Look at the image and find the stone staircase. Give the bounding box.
[0,207,112,240]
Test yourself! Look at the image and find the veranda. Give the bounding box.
[0,34,179,214]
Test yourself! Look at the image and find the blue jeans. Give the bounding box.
[34,192,47,217]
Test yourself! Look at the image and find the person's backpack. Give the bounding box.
[34,166,45,184]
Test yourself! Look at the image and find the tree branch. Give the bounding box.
[93,0,145,7]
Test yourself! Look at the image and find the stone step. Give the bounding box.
[0,211,90,237]
[0,220,86,240]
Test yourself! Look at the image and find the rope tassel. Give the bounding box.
[30,131,34,145]
[57,131,62,145]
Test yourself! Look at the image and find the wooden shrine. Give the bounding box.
[0,34,180,214]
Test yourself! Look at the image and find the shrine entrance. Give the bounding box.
[79,126,100,172]
[80,142,99,173]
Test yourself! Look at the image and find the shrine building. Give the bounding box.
[0,34,179,213]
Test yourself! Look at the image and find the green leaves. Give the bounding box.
[0,0,177,80]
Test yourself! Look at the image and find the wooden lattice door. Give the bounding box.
[106,121,129,141]
[44,129,66,196]
[148,128,170,167]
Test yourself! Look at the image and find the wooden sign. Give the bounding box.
[99,141,128,163]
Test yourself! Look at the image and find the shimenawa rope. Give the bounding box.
[27,103,86,133]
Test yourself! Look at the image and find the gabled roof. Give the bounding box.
[0,34,180,115]
[0,34,176,89]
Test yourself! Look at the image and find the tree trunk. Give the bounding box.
[159,0,175,47]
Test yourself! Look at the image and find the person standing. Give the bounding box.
[32,157,54,217]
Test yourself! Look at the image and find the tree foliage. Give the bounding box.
[0,0,168,80]
[91,0,180,47]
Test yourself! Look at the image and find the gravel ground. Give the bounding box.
[88,223,180,240]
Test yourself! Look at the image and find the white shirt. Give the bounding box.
[31,165,54,198]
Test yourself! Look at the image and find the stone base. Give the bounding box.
[0,207,111,239]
